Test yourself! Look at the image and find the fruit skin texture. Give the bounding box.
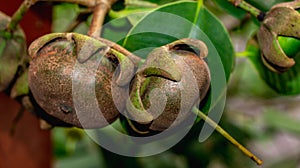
[125,38,211,134]
[28,33,140,128]
[0,11,27,92]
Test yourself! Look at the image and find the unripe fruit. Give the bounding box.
[278,36,300,58]
[0,11,27,92]
[125,38,211,135]
[258,1,300,73]
[28,33,140,128]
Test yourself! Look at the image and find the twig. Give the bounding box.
[40,0,96,7]
[227,0,265,21]
[6,0,116,35]
[6,0,38,32]
[87,0,117,37]
[192,106,263,165]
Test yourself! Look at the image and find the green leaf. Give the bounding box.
[196,6,235,81]
[212,0,247,19]
[247,39,300,95]
[147,0,180,5]
[122,1,234,80]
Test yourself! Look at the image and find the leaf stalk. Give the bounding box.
[192,106,263,165]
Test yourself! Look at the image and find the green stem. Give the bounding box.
[228,0,263,20]
[6,0,37,32]
[192,106,263,165]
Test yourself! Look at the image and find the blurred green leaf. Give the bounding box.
[53,128,86,158]
[52,3,80,32]
[53,127,106,168]
[264,109,300,135]
[102,15,136,43]
[227,58,278,98]
[212,0,247,19]
[55,153,104,168]
[246,0,292,11]
[53,128,68,158]
[125,0,158,7]
[138,152,188,168]
[109,7,151,20]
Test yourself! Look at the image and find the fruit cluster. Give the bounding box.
[27,32,211,134]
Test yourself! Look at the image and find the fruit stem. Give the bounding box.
[192,106,263,165]
[87,0,117,37]
[40,0,96,7]
[6,0,38,32]
[227,0,265,21]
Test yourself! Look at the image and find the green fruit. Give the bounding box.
[278,36,300,58]
[0,11,27,92]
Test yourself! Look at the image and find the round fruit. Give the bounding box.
[0,11,27,92]
[28,33,140,128]
[124,38,211,135]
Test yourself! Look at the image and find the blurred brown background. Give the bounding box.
[0,1,52,167]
